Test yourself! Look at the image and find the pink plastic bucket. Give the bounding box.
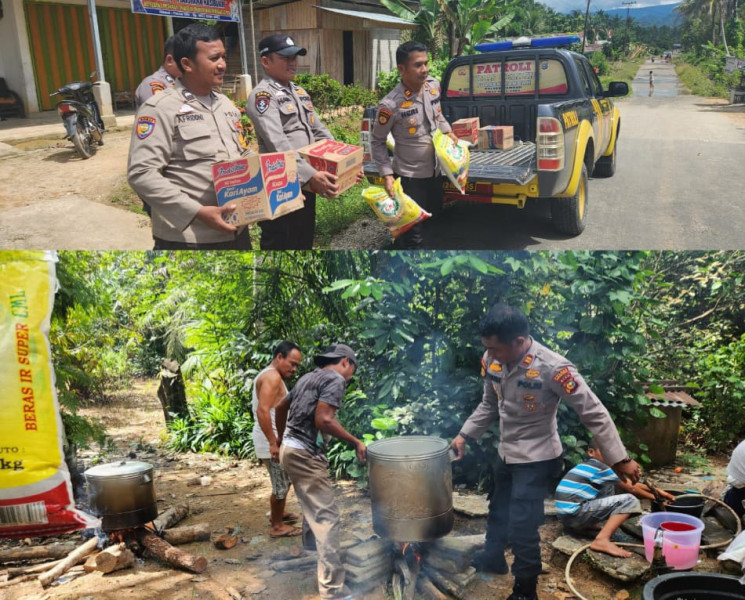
[640,512,704,570]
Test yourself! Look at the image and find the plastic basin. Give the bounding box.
[667,495,705,518]
[643,572,745,600]
[640,512,704,570]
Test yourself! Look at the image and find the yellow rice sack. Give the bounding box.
[0,251,98,538]
[362,178,430,237]
[433,129,470,194]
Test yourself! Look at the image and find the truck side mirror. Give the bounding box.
[605,81,629,97]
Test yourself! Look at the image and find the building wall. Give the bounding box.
[255,0,407,89]
[2,0,167,113]
[0,0,37,113]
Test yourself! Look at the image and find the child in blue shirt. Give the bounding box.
[555,442,673,557]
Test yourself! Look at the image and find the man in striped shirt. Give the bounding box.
[555,442,673,557]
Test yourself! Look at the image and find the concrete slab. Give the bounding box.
[0,195,152,249]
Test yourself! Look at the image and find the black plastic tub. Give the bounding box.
[651,491,705,518]
[667,495,705,518]
[643,572,745,600]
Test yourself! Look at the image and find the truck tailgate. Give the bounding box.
[468,142,536,186]
[362,141,537,187]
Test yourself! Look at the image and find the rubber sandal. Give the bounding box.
[269,526,303,538]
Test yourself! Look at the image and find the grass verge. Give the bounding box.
[675,61,733,98]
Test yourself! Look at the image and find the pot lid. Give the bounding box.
[84,460,153,478]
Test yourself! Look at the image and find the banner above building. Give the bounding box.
[131,0,240,22]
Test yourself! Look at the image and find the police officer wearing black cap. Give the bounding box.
[246,34,338,250]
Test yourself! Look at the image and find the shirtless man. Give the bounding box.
[251,341,303,537]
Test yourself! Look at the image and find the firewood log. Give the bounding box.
[163,523,211,545]
[4,558,63,576]
[0,544,75,564]
[416,573,450,600]
[94,543,135,574]
[152,504,190,531]
[137,529,207,573]
[423,568,465,600]
[38,537,99,587]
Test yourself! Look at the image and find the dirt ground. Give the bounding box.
[0,381,736,600]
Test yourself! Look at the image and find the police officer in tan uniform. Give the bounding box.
[450,304,642,600]
[135,36,179,108]
[246,34,338,250]
[370,41,457,248]
[128,23,252,250]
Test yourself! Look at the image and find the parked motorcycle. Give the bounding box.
[50,79,104,159]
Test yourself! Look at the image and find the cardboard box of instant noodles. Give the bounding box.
[212,151,303,226]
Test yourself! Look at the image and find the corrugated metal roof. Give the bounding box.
[313,6,417,27]
[645,390,701,407]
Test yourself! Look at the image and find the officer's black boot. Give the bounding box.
[471,549,508,574]
[506,576,538,600]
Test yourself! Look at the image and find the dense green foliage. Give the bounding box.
[37,251,745,487]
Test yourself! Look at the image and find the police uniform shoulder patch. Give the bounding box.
[553,367,579,394]
[404,89,412,98]
[149,81,166,94]
[136,116,156,140]
[255,90,271,114]
[520,354,535,367]
[480,357,487,377]
[378,107,392,125]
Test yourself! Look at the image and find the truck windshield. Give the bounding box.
[446,58,569,97]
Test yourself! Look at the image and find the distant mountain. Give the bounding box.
[600,3,683,27]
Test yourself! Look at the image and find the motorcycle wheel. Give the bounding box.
[71,119,93,159]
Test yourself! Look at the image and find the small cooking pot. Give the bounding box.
[84,460,158,531]
[367,436,454,542]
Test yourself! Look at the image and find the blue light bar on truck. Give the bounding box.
[474,35,581,52]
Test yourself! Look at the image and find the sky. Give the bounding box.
[540,0,681,14]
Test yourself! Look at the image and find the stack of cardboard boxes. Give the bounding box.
[211,140,363,227]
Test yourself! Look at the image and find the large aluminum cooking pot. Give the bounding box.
[367,435,454,542]
[84,460,158,531]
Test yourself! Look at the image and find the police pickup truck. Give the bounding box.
[361,36,628,235]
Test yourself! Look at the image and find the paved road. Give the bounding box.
[425,60,745,250]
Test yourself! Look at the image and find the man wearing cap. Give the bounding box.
[246,34,338,250]
[371,40,458,249]
[128,23,252,249]
[275,344,366,600]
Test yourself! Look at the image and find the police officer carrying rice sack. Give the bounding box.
[135,35,179,108]
[128,23,252,250]
[371,40,458,249]
[450,304,642,600]
[246,34,340,250]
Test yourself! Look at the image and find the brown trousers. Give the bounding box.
[280,444,344,599]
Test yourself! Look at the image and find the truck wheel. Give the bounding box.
[551,163,588,235]
[593,141,616,177]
